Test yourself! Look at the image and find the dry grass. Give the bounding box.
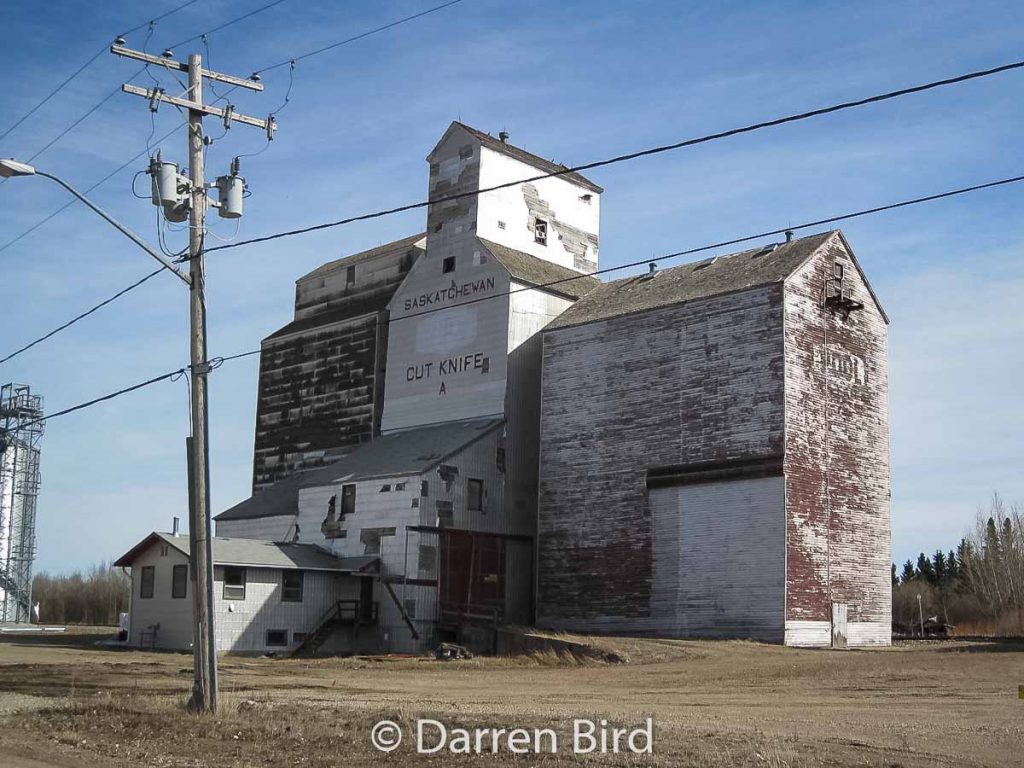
[5,691,812,768]
[2,633,1022,767]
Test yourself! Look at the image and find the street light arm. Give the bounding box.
[34,170,191,286]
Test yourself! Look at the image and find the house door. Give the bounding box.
[831,602,848,649]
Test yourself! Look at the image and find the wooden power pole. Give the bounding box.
[111,44,276,712]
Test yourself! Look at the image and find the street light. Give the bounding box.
[0,158,190,284]
[2,157,218,709]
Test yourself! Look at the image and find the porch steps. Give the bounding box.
[291,599,378,658]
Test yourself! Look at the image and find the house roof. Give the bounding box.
[299,233,426,282]
[451,122,603,194]
[113,532,379,573]
[547,230,846,331]
[479,239,600,300]
[215,418,504,522]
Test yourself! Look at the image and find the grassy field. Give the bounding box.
[0,628,1021,767]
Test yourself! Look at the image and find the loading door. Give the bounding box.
[438,530,505,626]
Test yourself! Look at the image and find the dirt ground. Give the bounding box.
[0,628,1021,767]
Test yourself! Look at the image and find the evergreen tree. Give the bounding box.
[985,517,1000,559]
[891,563,898,587]
[901,560,916,583]
[917,552,936,584]
[957,538,973,570]
[947,549,959,581]
[932,550,947,584]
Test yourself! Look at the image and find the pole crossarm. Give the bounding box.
[121,84,274,131]
[110,45,264,92]
[34,170,191,285]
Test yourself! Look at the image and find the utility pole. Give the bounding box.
[111,43,276,713]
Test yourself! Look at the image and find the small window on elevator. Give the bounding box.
[534,218,548,245]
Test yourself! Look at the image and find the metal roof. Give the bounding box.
[298,233,426,282]
[113,532,379,573]
[478,239,600,300]
[215,418,504,522]
[451,122,603,194]
[547,231,842,331]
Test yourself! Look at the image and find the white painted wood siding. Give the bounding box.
[476,148,600,273]
[650,477,785,640]
[127,539,193,649]
[212,565,350,652]
[381,253,511,432]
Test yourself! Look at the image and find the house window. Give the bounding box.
[341,484,356,518]
[346,265,356,286]
[467,478,484,512]
[160,544,168,556]
[140,566,155,599]
[223,567,246,600]
[282,571,303,603]
[421,480,429,497]
[266,629,288,647]
[534,218,548,245]
[171,564,187,599]
[442,256,455,274]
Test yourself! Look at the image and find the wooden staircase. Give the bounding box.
[292,599,378,658]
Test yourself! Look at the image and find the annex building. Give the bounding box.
[117,122,891,654]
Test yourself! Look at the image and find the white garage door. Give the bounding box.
[650,475,785,639]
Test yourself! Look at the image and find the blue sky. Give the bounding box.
[1,0,1022,575]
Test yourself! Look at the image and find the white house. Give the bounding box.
[114,532,378,653]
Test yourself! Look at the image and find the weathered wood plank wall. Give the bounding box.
[783,234,891,646]
[537,285,786,634]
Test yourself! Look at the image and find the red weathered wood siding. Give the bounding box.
[783,233,891,644]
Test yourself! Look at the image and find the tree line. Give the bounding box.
[31,562,130,626]
[893,495,1024,636]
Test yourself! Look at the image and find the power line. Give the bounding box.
[13,172,1022,422]
[0,1,467,248]
[11,349,262,431]
[0,120,187,254]
[119,0,204,37]
[253,0,465,74]
[0,1,285,189]
[166,0,290,49]
[208,55,1024,254]
[7,163,1022,367]
[0,267,167,366]
[388,172,1024,323]
[0,0,202,143]
[0,48,107,144]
